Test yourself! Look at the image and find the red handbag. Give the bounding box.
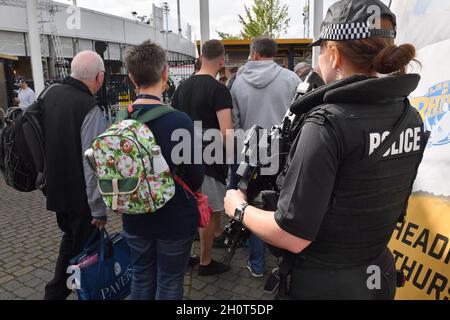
[174,176,213,228]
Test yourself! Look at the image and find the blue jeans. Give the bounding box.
[125,234,193,300]
[249,234,266,274]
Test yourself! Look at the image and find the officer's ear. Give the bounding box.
[331,45,342,71]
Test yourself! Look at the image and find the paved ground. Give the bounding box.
[0,177,277,300]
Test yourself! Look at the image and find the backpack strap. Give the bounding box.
[129,105,176,124]
[115,104,176,123]
[23,84,60,192]
[173,175,196,198]
[115,108,129,123]
[37,84,61,101]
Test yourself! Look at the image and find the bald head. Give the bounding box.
[71,51,105,81]
[71,51,105,94]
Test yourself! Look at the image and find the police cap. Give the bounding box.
[310,0,397,46]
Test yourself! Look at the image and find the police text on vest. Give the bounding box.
[369,127,422,157]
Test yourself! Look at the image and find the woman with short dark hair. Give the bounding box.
[123,40,204,300]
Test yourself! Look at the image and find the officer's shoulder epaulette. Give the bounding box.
[303,103,346,126]
[303,105,328,126]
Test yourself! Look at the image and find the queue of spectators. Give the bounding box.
[26,37,302,300]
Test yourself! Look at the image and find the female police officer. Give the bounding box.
[224,0,428,300]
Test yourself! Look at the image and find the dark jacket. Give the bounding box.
[276,74,427,266]
[43,77,97,213]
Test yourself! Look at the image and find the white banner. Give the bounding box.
[389,0,450,300]
[391,0,450,197]
[411,39,450,197]
[394,0,450,51]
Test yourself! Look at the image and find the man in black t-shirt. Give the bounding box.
[172,40,233,276]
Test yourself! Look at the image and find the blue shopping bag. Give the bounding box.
[68,228,132,300]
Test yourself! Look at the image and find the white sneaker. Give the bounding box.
[246,262,264,278]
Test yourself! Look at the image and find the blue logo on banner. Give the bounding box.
[411,81,450,148]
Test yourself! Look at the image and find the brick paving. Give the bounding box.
[0,177,277,300]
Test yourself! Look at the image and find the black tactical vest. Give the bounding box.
[286,74,428,266]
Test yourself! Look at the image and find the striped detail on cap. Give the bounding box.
[319,22,396,41]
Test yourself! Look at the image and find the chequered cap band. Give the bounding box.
[319,22,396,41]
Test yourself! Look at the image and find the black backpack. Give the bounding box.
[0,85,58,193]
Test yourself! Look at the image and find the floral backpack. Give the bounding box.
[91,105,176,215]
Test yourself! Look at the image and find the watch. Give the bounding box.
[234,203,249,223]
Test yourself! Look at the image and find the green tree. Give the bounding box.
[238,0,290,39]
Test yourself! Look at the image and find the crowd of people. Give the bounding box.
[38,36,303,300]
[5,0,427,301]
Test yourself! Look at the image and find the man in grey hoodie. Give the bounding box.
[231,37,301,131]
[230,36,300,278]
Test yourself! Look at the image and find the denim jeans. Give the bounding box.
[249,234,266,274]
[125,234,193,300]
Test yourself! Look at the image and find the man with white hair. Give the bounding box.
[42,51,108,300]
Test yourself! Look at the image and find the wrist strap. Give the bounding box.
[241,203,250,213]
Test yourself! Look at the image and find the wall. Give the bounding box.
[0,3,196,59]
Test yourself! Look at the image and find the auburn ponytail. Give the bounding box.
[372,43,416,75]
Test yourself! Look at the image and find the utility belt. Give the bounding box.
[272,247,399,300]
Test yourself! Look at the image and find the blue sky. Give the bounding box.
[56,0,390,40]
